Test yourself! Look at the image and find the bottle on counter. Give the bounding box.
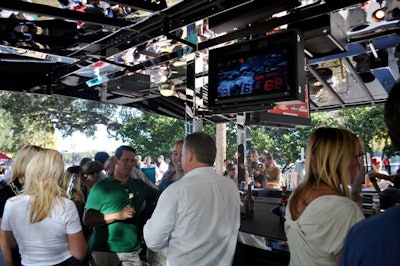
[245,184,254,218]
[372,193,380,214]
[249,175,254,190]
[279,185,287,223]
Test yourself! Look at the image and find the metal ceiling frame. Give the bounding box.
[0,0,396,124]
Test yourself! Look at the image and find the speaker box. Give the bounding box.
[288,12,348,59]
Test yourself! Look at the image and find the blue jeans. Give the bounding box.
[0,251,5,266]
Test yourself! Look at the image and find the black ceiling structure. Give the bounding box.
[0,0,399,124]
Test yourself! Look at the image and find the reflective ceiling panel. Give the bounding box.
[0,0,398,123]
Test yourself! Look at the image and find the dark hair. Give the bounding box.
[67,165,82,175]
[115,145,136,159]
[82,161,103,175]
[79,157,92,167]
[384,83,400,150]
[184,132,216,165]
[94,151,110,164]
[175,139,184,146]
[227,163,236,171]
[250,161,259,169]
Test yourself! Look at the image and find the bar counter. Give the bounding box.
[235,188,380,265]
[236,195,290,266]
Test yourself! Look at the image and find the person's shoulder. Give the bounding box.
[357,205,400,229]
[62,197,76,206]
[311,195,358,212]
[6,194,27,205]
[91,176,114,188]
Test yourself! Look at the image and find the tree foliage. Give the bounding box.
[247,108,389,171]
[0,101,56,154]
[118,114,187,160]
[0,91,137,154]
[338,106,388,154]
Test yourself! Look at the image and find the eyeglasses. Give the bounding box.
[230,168,236,171]
[355,153,363,161]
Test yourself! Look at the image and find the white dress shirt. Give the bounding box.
[144,166,241,266]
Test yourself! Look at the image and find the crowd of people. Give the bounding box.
[0,82,398,266]
[0,132,240,266]
[223,149,284,190]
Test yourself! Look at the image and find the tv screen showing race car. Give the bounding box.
[215,49,288,99]
[207,29,305,114]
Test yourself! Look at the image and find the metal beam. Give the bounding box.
[106,0,167,12]
[198,0,365,51]
[342,57,375,102]
[307,65,345,106]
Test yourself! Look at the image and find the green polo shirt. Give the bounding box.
[85,175,158,252]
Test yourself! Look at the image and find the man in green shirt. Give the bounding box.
[84,145,158,266]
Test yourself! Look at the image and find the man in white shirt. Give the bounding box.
[144,132,241,266]
[157,155,169,183]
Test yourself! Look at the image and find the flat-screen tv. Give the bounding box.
[207,29,305,114]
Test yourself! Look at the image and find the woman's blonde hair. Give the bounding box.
[10,145,42,182]
[289,127,363,217]
[22,149,67,223]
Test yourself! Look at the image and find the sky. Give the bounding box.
[55,125,127,153]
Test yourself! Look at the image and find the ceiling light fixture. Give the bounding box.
[372,1,387,22]
[158,81,175,97]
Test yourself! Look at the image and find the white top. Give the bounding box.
[285,195,364,266]
[1,195,82,266]
[144,166,241,266]
[159,161,169,174]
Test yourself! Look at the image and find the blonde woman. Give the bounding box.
[0,149,87,266]
[0,145,42,266]
[284,127,365,266]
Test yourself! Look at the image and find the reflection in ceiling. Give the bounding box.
[0,0,399,124]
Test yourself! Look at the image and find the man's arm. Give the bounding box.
[131,168,158,190]
[83,207,135,227]
[367,172,398,183]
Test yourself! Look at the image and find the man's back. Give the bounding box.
[144,166,241,266]
[339,205,400,266]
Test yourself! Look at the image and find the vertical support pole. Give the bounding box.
[237,113,248,185]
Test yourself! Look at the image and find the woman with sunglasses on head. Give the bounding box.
[284,127,365,266]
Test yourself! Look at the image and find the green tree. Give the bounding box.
[118,114,186,160]
[0,91,137,154]
[248,111,343,171]
[338,106,387,155]
[0,104,55,154]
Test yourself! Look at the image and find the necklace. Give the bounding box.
[10,181,22,196]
